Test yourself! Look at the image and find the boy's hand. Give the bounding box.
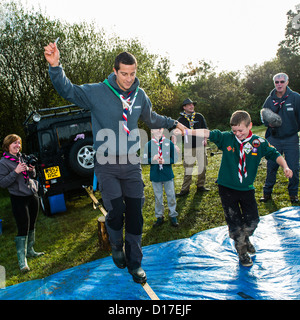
[284,167,293,179]
[44,41,60,67]
[153,154,160,162]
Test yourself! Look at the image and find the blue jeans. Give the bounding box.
[263,134,299,196]
[152,179,178,218]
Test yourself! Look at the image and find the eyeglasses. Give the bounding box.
[275,80,285,84]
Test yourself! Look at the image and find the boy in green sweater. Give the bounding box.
[185,110,293,266]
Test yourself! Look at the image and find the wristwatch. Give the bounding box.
[174,120,179,126]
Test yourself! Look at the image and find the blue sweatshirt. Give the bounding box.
[49,66,176,156]
[143,138,178,182]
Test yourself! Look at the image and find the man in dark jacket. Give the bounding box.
[260,73,300,203]
[174,99,209,196]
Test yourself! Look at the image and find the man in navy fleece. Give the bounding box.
[260,73,300,204]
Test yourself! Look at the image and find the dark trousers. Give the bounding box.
[218,185,259,241]
[263,134,299,196]
[10,194,39,236]
[94,157,145,269]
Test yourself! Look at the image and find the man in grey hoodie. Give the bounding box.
[44,42,185,283]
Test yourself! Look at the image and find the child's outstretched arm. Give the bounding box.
[186,129,210,138]
[276,156,293,178]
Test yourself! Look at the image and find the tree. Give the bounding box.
[176,61,252,129]
[0,1,63,138]
[277,6,300,92]
[0,1,175,142]
[242,59,284,124]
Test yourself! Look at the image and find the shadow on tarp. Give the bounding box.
[0,207,299,300]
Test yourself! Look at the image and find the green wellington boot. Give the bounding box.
[15,236,30,272]
[27,230,45,258]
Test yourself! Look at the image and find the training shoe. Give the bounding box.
[111,248,126,269]
[128,267,147,284]
[239,253,253,267]
[196,186,210,192]
[176,191,189,197]
[290,195,299,203]
[170,217,179,227]
[153,217,164,227]
[246,237,256,255]
[259,194,272,202]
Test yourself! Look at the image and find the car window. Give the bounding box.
[41,132,53,153]
[56,121,92,148]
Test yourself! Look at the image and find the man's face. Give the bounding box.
[114,63,137,91]
[274,76,288,96]
[231,121,252,141]
[183,103,195,114]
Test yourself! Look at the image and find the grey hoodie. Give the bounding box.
[0,153,37,196]
[49,66,176,156]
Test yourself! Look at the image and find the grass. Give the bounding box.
[0,126,297,287]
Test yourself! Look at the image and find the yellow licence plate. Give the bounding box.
[44,166,61,180]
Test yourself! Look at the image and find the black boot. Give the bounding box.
[128,266,147,284]
[111,247,126,269]
[235,240,253,267]
[245,236,256,255]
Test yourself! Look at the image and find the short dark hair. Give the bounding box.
[230,110,251,127]
[114,52,137,71]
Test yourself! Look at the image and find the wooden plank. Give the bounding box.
[142,282,160,300]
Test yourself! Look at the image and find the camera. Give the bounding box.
[22,154,38,167]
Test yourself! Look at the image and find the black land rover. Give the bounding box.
[23,105,95,216]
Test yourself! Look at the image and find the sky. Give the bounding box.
[23,0,300,78]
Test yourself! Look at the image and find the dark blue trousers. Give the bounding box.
[263,134,299,196]
[94,156,145,269]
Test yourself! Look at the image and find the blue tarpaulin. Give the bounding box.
[0,206,299,300]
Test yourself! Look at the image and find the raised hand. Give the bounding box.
[44,41,60,67]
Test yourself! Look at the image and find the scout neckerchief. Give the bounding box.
[3,152,29,182]
[234,131,253,183]
[103,79,139,136]
[272,93,289,112]
[152,135,166,170]
[182,111,196,129]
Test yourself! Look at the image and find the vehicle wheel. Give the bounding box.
[69,137,95,177]
[40,194,51,216]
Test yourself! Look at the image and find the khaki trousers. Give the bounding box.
[180,147,207,193]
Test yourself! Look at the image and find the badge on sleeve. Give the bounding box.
[252,139,261,148]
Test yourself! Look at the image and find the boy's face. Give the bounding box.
[152,128,164,139]
[231,121,252,141]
